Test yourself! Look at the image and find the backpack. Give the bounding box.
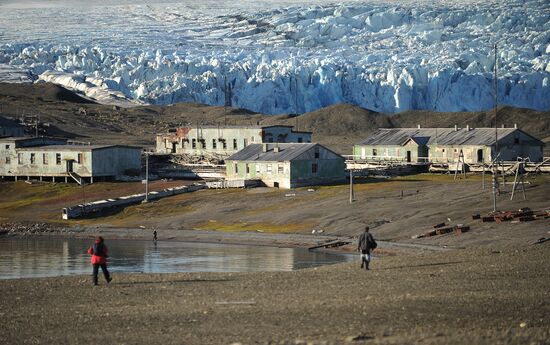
[369,234,377,249]
[92,243,106,257]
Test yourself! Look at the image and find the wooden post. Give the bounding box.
[349,169,354,204]
[482,163,485,190]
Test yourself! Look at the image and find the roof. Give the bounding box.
[0,115,22,128]
[356,128,544,146]
[17,144,142,152]
[226,143,319,162]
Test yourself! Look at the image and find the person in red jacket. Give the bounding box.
[87,236,112,286]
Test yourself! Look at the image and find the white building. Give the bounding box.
[156,125,312,159]
[0,137,142,183]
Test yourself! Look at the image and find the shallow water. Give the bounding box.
[0,237,354,279]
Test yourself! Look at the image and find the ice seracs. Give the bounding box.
[0,0,548,114]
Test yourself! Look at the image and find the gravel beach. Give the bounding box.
[1,243,548,345]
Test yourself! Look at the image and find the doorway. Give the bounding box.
[66,160,74,173]
[477,149,483,163]
[172,142,177,153]
[406,151,411,163]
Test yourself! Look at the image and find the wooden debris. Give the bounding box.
[412,224,470,239]
[533,237,550,245]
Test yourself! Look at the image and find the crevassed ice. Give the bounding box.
[0,0,548,114]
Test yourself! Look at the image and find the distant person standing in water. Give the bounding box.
[87,236,112,286]
[357,226,377,270]
[153,230,158,243]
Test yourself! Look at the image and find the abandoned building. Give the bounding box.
[353,126,544,164]
[0,137,142,183]
[155,125,312,160]
[0,115,24,137]
[225,143,346,189]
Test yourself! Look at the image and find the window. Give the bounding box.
[372,148,377,156]
[234,163,238,174]
[233,139,237,150]
[244,139,248,147]
[298,137,303,143]
[212,139,217,150]
[246,164,250,174]
[77,153,83,164]
[312,163,318,173]
[251,136,255,143]
[192,139,196,149]
[514,137,519,144]
[201,140,206,149]
[267,164,272,174]
[56,153,61,165]
[314,147,320,159]
[256,164,260,173]
[222,140,227,149]
[5,156,10,164]
[43,153,48,165]
[17,153,22,164]
[5,145,9,149]
[30,153,35,164]
[442,148,445,153]
[278,163,284,174]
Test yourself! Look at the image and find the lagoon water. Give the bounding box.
[0,237,354,279]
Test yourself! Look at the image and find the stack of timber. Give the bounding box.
[473,207,550,223]
[411,222,470,239]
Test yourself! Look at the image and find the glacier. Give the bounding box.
[0,0,549,114]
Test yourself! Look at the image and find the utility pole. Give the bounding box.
[492,43,498,213]
[349,169,354,204]
[143,152,149,203]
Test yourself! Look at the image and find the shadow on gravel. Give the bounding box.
[378,261,464,270]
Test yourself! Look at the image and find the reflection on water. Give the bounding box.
[0,237,354,279]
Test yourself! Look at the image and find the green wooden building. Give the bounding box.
[353,127,544,164]
[225,143,345,189]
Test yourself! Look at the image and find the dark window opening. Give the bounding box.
[192,139,196,149]
[212,139,217,149]
[314,147,320,159]
[30,153,35,164]
[312,163,318,173]
[56,153,61,165]
[233,139,237,150]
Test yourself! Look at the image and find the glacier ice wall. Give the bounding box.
[0,0,549,114]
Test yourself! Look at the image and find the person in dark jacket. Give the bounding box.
[87,236,112,286]
[357,226,376,270]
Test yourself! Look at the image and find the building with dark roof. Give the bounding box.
[0,137,141,183]
[0,115,24,137]
[225,143,345,188]
[353,127,544,164]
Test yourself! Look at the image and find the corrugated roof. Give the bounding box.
[356,128,541,146]
[226,143,318,161]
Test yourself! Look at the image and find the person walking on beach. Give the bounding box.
[357,226,377,270]
[87,236,112,286]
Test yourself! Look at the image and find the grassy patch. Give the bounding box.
[194,220,313,233]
